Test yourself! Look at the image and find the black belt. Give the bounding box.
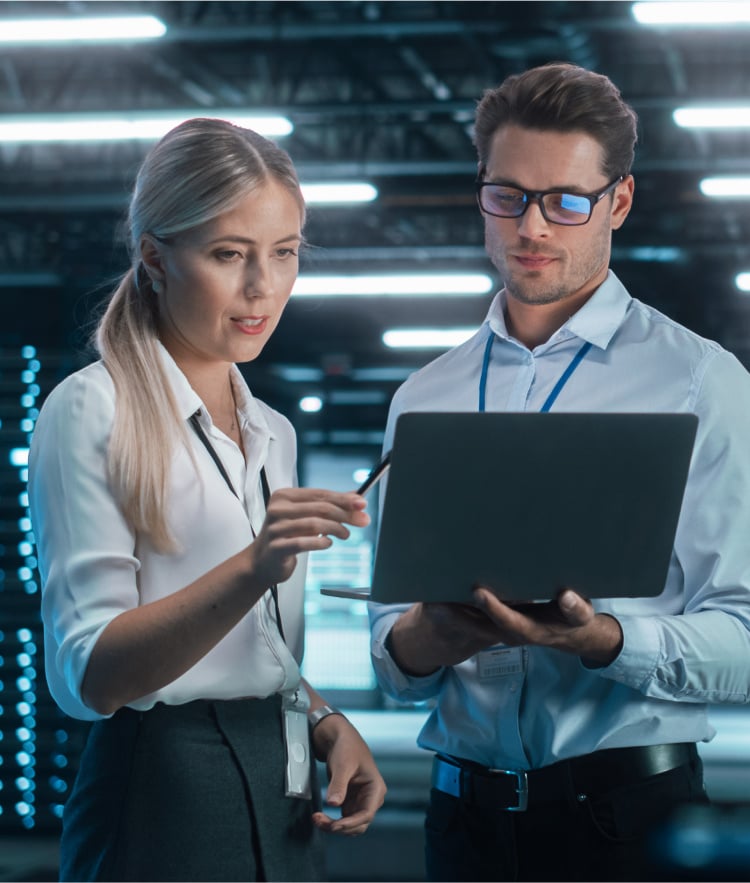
[431,742,698,812]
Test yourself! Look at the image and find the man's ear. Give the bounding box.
[139,234,166,288]
[610,175,634,231]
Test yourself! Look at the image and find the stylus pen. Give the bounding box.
[356,451,391,496]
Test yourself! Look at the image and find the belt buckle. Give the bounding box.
[489,767,529,812]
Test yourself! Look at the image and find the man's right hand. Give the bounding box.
[387,601,507,676]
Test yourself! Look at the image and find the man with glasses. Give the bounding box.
[370,62,750,881]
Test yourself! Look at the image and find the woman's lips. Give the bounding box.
[231,316,268,335]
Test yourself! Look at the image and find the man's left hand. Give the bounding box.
[472,586,624,666]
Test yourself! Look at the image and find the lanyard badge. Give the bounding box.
[282,691,312,800]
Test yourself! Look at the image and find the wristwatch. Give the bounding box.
[308,704,344,730]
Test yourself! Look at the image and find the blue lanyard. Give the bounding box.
[478,331,593,413]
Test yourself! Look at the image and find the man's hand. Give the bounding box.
[387,600,510,676]
[388,588,623,675]
[472,587,624,666]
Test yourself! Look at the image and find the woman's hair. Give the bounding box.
[96,118,305,551]
[473,62,638,181]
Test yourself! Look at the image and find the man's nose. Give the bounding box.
[516,199,551,238]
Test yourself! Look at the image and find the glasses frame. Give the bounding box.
[476,175,624,227]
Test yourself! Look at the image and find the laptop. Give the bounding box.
[322,411,698,604]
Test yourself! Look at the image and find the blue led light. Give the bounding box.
[9,449,29,468]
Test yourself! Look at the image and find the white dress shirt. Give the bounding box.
[370,271,750,769]
[29,343,306,721]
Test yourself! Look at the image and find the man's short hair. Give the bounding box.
[474,62,638,181]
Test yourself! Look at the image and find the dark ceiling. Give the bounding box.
[2,0,750,451]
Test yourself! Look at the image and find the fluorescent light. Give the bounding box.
[700,177,750,197]
[0,112,293,143]
[633,2,750,25]
[0,15,167,43]
[301,183,378,204]
[299,396,323,413]
[382,328,477,349]
[673,107,750,128]
[625,246,684,262]
[737,273,750,292]
[292,274,493,297]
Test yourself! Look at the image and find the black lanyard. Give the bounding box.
[188,411,285,642]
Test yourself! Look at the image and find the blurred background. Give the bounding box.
[1,1,750,879]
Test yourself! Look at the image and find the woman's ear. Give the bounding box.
[139,234,166,289]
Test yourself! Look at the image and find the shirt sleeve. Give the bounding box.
[368,380,447,702]
[29,369,139,720]
[603,349,750,703]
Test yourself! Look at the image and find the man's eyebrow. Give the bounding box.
[484,177,596,194]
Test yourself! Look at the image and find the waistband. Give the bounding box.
[432,742,699,812]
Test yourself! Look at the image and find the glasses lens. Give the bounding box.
[480,185,526,217]
[541,192,591,225]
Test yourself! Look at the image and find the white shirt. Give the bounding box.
[29,344,305,721]
[370,271,750,769]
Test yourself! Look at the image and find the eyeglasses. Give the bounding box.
[476,175,624,226]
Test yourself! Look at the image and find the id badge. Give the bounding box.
[477,646,525,680]
[282,695,312,800]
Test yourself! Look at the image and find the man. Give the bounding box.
[369,62,750,882]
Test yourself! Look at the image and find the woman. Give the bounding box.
[29,118,386,882]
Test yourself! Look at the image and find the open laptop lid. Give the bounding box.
[365,411,698,604]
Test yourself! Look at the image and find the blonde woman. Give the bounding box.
[29,118,386,882]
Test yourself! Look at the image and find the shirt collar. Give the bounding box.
[154,341,276,441]
[484,270,631,352]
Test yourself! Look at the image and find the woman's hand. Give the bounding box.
[249,488,369,588]
[310,713,387,836]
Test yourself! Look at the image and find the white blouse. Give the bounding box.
[29,344,306,721]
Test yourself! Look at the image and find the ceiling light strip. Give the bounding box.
[0,16,167,43]
[0,112,293,142]
[293,274,493,297]
[382,328,478,348]
[673,107,750,128]
[633,2,750,25]
[699,177,750,198]
[300,183,378,204]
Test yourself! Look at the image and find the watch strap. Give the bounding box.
[308,704,344,730]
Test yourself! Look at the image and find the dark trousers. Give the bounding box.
[424,747,709,882]
[60,697,325,882]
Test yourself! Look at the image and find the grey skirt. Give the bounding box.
[59,696,325,882]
